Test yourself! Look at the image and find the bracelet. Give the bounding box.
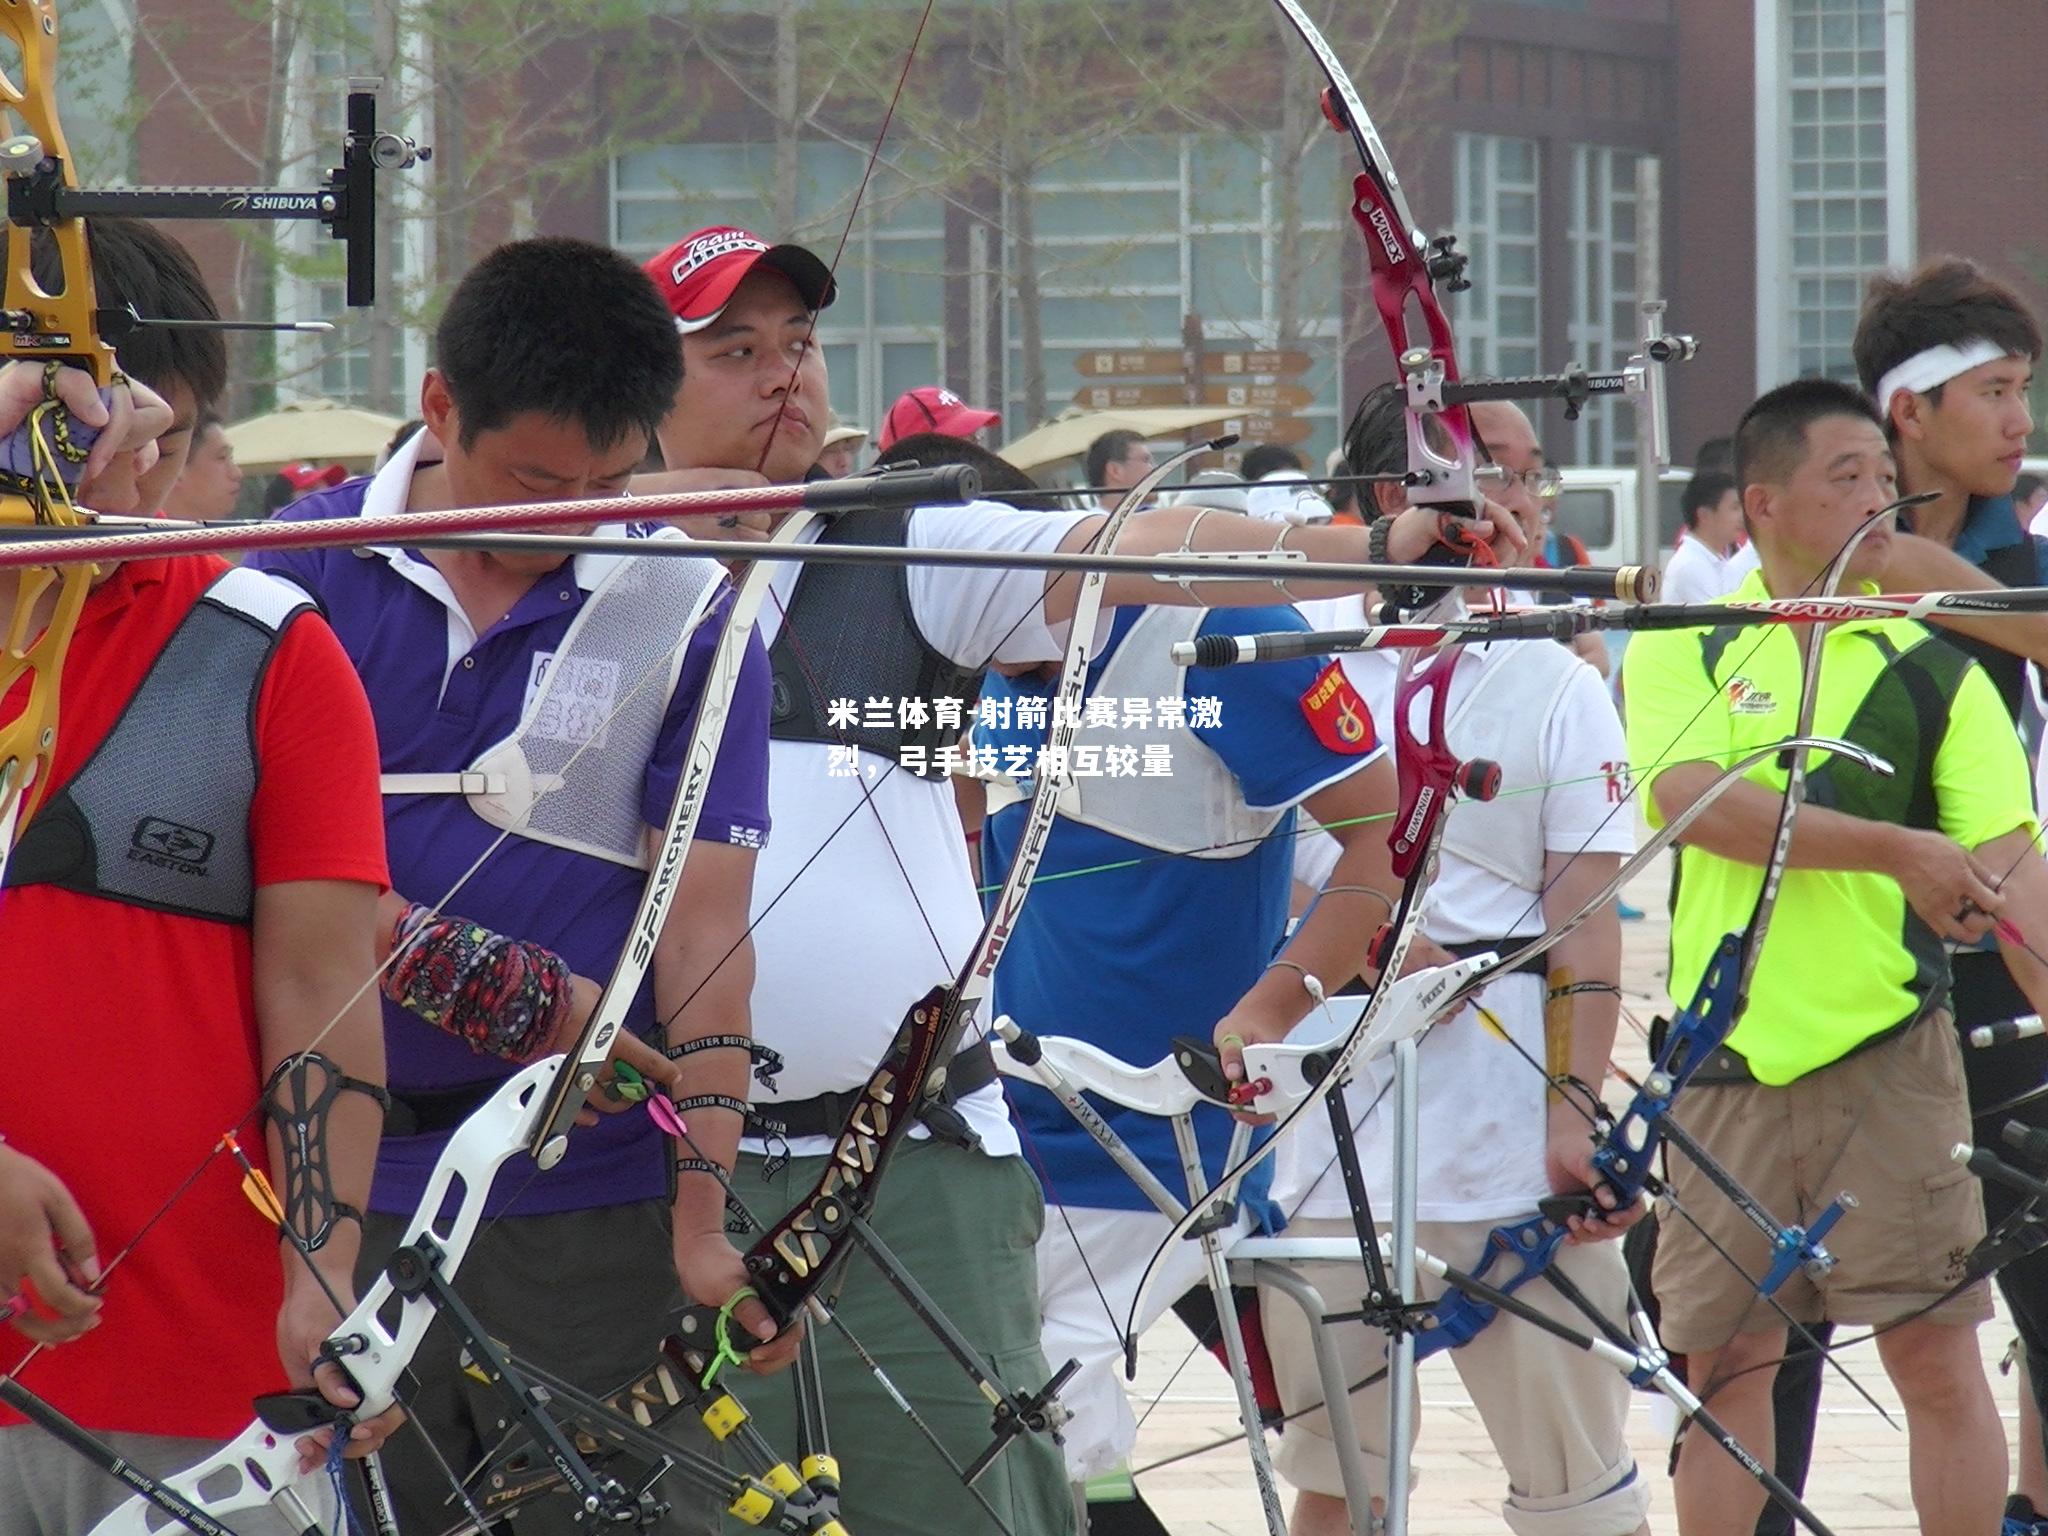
[1270,525,1304,601]
[1549,1072,1607,1117]
[670,1093,750,1118]
[1266,958,1324,1001]
[1319,885,1396,916]
[1367,512,1393,567]
[1170,508,1219,604]
[1547,980,1622,1001]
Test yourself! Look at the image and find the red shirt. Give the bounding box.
[0,556,387,1438]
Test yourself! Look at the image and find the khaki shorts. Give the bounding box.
[1653,1012,1990,1355]
[1260,1218,1650,1536]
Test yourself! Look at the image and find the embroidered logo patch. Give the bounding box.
[1300,661,1377,754]
[1726,676,1777,716]
[129,817,214,875]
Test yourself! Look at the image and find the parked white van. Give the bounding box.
[1558,455,2048,574]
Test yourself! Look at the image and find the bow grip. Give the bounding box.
[1413,1212,1564,1362]
[672,1297,762,1368]
[1387,647,1496,877]
[1172,1035,1235,1105]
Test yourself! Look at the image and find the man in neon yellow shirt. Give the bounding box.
[1623,377,2048,1536]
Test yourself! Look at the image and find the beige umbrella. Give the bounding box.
[225,399,408,474]
[997,405,1245,473]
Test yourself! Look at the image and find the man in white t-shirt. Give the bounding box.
[1243,442,1337,526]
[631,224,1526,1536]
[1253,399,1653,1536]
[1662,470,1759,605]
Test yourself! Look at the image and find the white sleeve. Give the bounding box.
[903,502,1097,667]
[1291,818,1343,889]
[1538,663,1636,856]
[1659,543,1709,606]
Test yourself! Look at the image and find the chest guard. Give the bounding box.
[5,568,313,923]
[1437,641,1587,895]
[766,507,982,779]
[393,536,726,872]
[990,608,1285,858]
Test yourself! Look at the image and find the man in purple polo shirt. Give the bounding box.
[250,237,786,1534]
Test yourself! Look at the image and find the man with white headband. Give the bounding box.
[1852,255,2048,1536]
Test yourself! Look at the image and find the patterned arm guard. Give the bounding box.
[381,900,577,1061]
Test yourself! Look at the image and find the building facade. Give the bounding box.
[106,0,2048,475]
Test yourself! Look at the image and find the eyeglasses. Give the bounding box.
[1476,464,1564,500]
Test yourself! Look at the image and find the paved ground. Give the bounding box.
[1124,849,2022,1534]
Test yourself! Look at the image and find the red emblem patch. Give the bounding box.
[1300,661,1377,755]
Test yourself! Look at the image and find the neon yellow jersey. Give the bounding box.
[1621,570,2034,1084]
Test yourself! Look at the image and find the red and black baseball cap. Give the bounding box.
[278,461,348,491]
[876,387,1001,452]
[643,226,837,335]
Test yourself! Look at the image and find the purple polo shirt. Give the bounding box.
[251,472,771,1217]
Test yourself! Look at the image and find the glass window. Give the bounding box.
[1781,0,1890,380]
[1450,133,1543,393]
[1565,144,1650,465]
[1003,131,1345,470]
[1553,486,1616,549]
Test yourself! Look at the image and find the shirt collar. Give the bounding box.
[359,426,648,595]
[1949,493,2023,565]
[1734,564,1894,633]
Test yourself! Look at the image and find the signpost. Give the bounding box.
[1071,380,1318,412]
[1073,317,1322,463]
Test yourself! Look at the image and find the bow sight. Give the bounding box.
[0,80,425,335]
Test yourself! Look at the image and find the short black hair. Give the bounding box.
[262,472,298,516]
[1240,442,1305,481]
[1344,383,1407,480]
[1680,470,1737,528]
[873,431,1042,501]
[434,237,680,451]
[1695,436,1735,477]
[1325,454,1358,514]
[1085,429,1143,486]
[1853,257,2042,414]
[32,217,227,405]
[385,417,425,463]
[2018,472,2045,504]
[1734,378,1884,490]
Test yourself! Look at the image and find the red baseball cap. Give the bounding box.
[876,387,1001,452]
[278,461,347,491]
[643,226,837,335]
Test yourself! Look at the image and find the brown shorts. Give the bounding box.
[1652,1011,1990,1354]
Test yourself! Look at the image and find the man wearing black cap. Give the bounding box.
[638,222,1525,1536]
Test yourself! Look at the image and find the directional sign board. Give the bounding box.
[1221,414,1314,446]
[1074,380,1321,412]
[1204,381,1316,411]
[1075,347,1316,380]
[1072,383,1192,410]
[1073,349,1192,378]
[1207,349,1313,376]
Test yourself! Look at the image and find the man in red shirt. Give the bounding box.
[0,219,397,1536]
